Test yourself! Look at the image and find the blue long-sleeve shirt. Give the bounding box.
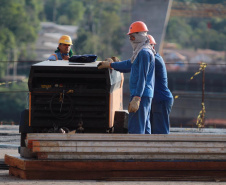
[153,53,173,102]
[48,52,70,60]
[111,48,155,98]
[48,52,62,60]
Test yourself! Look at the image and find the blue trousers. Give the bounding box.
[150,98,174,134]
[128,97,152,134]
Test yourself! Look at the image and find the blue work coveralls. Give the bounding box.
[111,48,155,134]
[150,53,174,134]
[48,52,68,61]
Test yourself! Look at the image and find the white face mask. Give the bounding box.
[129,32,153,63]
[130,32,148,50]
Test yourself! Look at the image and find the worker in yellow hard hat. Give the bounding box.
[98,21,155,134]
[48,35,74,61]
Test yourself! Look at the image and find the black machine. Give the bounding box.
[19,60,128,136]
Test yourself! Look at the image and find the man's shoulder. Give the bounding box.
[48,53,59,60]
[155,53,163,60]
[139,48,154,55]
[155,53,165,65]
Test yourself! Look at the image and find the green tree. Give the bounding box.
[0,28,16,79]
[74,29,101,55]
[0,0,43,61]
[0,28,16,61]
[189,17,226,51]
[166,13,226,51]
[73,0,129,60]
[0,81,28,123]
[166,17,193,48]
[43,0,85,25]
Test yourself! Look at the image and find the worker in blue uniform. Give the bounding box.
[148,35,174,134]
[98,21,155,134]
[48,35,73,61]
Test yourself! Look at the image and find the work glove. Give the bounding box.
[128,96,141,113]
[111,56,120,62]
[62,55,70,60]
[97,58,113,69]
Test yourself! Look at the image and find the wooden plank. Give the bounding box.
[32,146,226,153]
[8,167,226,180]
[5,155,226,171]
[26,133,226,142]
[32,140,226,148]
[9,167,27,179]
[4,154,27,170]
[37,152,226,160]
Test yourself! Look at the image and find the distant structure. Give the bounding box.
[35,22,78,61]
[170,1,226,18]
[121,0,173,60]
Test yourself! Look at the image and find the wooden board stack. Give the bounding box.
[4,132,226,180]
[26,133,226,160]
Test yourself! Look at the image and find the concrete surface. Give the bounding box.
[0,174,226,185]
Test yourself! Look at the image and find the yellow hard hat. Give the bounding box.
[58,35,73,45]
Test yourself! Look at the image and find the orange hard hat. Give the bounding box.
[148,35,156,45]
[58,35,73,45]
[127,21,148,35]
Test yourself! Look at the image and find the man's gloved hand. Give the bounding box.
[128,96,141,113]
[111,56,120,62]
[62,55,70,60]
[105,58,114,63]
[97,58,113,69]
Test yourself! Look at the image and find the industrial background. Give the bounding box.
[1,0,226,182]
[0,0,225,129]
